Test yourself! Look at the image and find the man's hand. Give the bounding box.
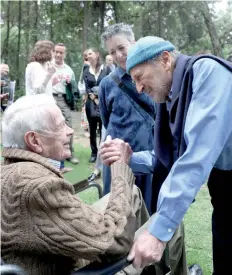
[0,64,9,76]
[100,136,133,166]
[127,230,166,269]
[94,98,99,105]
[66,75,71,84]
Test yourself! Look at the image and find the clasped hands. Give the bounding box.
[99,135,132,165]
[99,136,167,269]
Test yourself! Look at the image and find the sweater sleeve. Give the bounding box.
[29,163,136,262]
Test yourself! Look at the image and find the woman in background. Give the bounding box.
[83,48,111,163]
[79,50,90,138]
[25,40,56,96]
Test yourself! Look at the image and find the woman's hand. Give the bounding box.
[46,62,56,75]
[89,93,96,100]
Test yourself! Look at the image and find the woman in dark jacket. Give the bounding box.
[83,48,111,162]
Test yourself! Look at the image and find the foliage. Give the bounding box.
[1,1,231,94]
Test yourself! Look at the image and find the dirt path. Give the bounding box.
[72,111,90,147]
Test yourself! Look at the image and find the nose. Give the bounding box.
[136,82,144,94]
[66,125,74,136]
[116,50,123,60]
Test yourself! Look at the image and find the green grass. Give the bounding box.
[63,144,93,184]
[65,143,213,274]
[64,144,102,205]
[185,186,213,274]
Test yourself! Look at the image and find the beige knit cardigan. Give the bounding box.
[1,148,136,275]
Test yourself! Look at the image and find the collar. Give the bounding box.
[54,62,65,68]
[48,158,61,171]
[166,89,172,102]
[2,148,63,177]
[116,66,128,80]
[89,64,104,77]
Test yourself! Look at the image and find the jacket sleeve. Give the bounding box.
[99,77,111,129]
[83,70,92,94]
[29,163,136,262]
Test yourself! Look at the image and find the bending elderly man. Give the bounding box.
[101,36,232,275]
[1,94,149,275]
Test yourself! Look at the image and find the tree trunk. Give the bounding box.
[2,1,11,63]
[25,1,30,60]
[157,1,162,37]
[32,1,39,43]
[112,2,118,23]
[82,1,89,52]
[50,1,54,41]
[200,2,223,57]
[16,1,22,87]
[99,1,105,35]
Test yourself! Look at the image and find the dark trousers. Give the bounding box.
[208,168,232,275]
[87,116,102,156]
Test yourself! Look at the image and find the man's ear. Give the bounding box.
[24,131,43,154]
[132,40,136,45]
[160,51,172,71]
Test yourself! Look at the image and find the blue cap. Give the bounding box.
[126,36,175,73]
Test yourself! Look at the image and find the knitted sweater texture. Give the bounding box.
[1,148,136,275]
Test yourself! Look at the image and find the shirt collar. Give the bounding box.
[48,158,61,171]
[89,64,104,77]
[116,66,128,80]
[54,62,65,69]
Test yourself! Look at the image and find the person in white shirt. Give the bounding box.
[105,54,116,72]
[25,40,56,96]
[51,43,79,166]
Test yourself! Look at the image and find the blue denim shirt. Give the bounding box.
[99,67,156,152]
[99,67,156,213]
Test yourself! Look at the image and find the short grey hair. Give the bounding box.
[101,23,135,49]
[2,94,57,149]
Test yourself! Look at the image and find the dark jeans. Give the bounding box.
[208,168,232,275]
[87,116,102,157]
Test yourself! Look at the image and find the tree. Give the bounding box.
[16,0,22,87]
[31,1,39,44]
[199,1,223,57]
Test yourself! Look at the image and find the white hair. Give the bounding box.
[2,94,57,149]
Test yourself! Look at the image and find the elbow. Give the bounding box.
[104,216,136,259]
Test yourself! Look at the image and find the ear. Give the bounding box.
[160,51,172,71]
[132,40,136,45]
[24,131,43,154]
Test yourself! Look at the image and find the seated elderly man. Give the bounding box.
[1,94,148,275]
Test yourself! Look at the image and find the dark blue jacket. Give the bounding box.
[99,67,156,213]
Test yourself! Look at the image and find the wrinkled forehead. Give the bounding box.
[130,63,147,77]
[46,105,64,128]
